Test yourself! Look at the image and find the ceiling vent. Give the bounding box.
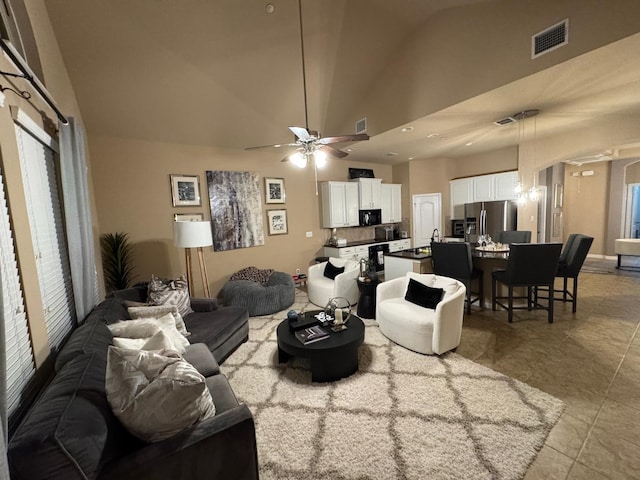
[532,19,569,59]
[355,117,367,134]
[493,116,517,126]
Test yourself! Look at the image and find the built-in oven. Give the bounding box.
[368,243,389,272]
[451,219,465,238]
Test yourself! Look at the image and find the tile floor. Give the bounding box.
[454,257,640,479]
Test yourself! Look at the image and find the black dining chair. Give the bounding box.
[497,230,532,245]
[491,243,562,323]
[431,242,483,314]
[555,234,594,313]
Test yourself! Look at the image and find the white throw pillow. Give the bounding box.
[105,346,216,442]
[128,305,189,336]
[108,314,190,354]
[112,330,178,353]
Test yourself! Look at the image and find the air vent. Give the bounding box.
[532,19,569,58]
[355,117,367,134]
[494,116,517,126]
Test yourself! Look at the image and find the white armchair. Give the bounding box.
[307,258,360,308]
[375,272,466,355]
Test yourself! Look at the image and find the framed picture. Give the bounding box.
[265,177,286,204]
[267,209,288,235]
[174,213,203,222]
[170,174,201,207]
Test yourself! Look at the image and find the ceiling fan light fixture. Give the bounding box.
[314,149,327,168]
[289,151,307,168]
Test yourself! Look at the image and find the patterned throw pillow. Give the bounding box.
[105,347,216,442]
[229,266,274,284]
[147,275,194,317]
[128,305,189,336]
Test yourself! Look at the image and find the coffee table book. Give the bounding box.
[295,326,329,345]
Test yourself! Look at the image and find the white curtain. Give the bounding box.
[59,118,99,321]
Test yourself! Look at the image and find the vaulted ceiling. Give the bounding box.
[44,0,640,166]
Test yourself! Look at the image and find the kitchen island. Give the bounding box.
[384,247,433,280]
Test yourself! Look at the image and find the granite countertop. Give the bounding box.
[325,238,409,248]
[385,246,431,260]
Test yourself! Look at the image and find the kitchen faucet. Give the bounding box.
[431,228,440,244]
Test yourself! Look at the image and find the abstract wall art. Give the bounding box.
[206,170,264,251]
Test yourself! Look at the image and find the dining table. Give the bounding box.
[471,245,510,308]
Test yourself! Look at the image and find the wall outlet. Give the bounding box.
[306,231,313,237]
[295,268,301,275]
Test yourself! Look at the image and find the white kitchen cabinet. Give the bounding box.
[450,178,473,219]
[351,178,382,209]
[494,171,519,200]
[381,183,402,223]
[321,181,359,228]
[355,245,369,261]
[324,246,356,260]
[473,175,494,201]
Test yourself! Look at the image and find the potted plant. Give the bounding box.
[100,232,137,292]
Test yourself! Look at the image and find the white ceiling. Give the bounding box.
[43,0,640,166]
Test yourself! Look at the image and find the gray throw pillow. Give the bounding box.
[106,346,215,442]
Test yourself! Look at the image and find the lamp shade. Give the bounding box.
[173,221,213,248]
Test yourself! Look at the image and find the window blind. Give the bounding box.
[15,121,76,352]
[0,166,35,416]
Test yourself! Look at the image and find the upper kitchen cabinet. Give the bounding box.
[320,181,360,228]
[450,178,473,219]
[450,171,518,217]
[351,178,382,209]
[493,171,519,200]
[381,184,402,223]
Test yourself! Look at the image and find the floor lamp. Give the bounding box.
[173,221,213,298]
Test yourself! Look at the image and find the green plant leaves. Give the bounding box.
[100,232,137,292]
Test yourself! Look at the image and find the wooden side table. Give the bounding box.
[357,279,379,319]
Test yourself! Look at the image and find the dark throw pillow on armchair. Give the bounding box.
[404,278,444,309]
[323,262,345,280]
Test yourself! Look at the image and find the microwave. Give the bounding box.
[359,209,382,226]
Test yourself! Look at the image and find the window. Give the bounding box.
[0,165,35,417]
[15,113,76,352]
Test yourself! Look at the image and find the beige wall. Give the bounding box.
[563,162,611,254]
[89,134,392,296]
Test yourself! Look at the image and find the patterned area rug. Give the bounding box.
[221,292,564,480]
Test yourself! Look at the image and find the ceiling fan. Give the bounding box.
[245,0,369,171]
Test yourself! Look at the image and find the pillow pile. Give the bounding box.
[128,304,189,336]
[108,314,190,354]
[105,347,215,442]
[147,275,193,317]
[404,278,444,309]
[229,266,274,284]
[323,261,345,280]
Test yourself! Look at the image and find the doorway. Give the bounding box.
[625,183,640,238]
[412,193,442,246]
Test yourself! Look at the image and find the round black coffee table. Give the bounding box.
[277,312,365,383]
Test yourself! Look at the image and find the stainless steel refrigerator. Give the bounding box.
[464,200,517,244]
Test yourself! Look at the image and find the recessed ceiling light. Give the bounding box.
[408,157,414,160]
[386,152,399,156]
[401,126,414,132]
[346,148,354,152]
[466,142,474,146]
[426,133,439,138]
[265,3,275,13]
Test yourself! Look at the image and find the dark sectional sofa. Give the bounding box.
[8,286,259,480]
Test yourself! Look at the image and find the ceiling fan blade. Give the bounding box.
[289,126,311,140]
[318,133,370,145]
[245,142,299,151]
[318,145,348,158]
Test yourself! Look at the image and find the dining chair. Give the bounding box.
[497,230,532,244]
[430,242,483,314]
[555,234,594,312]
[491,243,562,323]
